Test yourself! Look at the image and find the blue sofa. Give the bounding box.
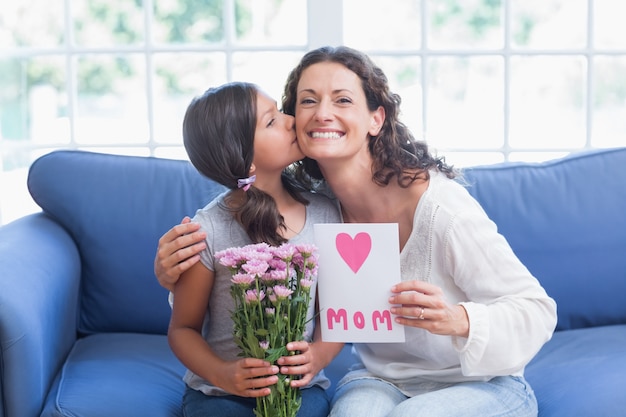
[1,148,625,417]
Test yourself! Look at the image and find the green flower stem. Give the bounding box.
[255,278,266,332]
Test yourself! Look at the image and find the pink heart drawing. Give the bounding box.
[335,232,372,274]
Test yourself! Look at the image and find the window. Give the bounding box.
[342,0,626,165]
[1,0,625,224]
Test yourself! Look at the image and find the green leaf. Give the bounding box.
[265,346,287,363]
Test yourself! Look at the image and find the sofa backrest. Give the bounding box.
[462,147,626,331]
[28,150,226,335]
[27,148,626,335]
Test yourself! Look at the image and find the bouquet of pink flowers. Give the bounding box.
[215,242,319,417]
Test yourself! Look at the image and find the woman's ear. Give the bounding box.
[369,105,386,136]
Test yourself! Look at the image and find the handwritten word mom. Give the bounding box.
[326,308,394,331]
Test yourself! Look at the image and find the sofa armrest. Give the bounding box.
[0,213,81,417]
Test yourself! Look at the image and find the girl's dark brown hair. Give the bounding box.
[183,82,307,246]
[282,45,456,186]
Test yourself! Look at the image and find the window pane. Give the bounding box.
[592,56,626,148]
[75,54,149,144]
[154,147,188,160]
[235,0,306,45]
[343,0,422,50]
[509,151,569,163]
[80,147,151,157]
[0,148,52,225]
[153,0,224,44]
[232,51,304,102]
[511,0,587,49]
[445,152,505,168]
[0,56,69,144]
[0,0,64,47]
[371,56,423,137]
[426,57,504,150]
[594,0,626,49]
[153,52,228,144]
[428,0,503,49]
[74,0,145,46]
[0,167,39,224]
[509,56,586,149]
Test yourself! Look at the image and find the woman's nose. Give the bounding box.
[314,100,332,121]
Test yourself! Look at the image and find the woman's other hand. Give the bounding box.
[154,216,207,291]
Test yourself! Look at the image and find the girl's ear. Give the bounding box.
[369,105,386,136]
[248,163,256,175]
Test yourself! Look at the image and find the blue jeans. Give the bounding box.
[183,385,330,417]
[330,376,537,417]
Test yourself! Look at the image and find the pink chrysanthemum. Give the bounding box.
[231,273,255,287]
[215,251,242,269]
[295,243,316,257]
[273,243,297,260]
[242,259,270,276]
[269,269,288,281]
[272,285,294,299]
[300,278,314,289]
[268,258,287,270]
[245,289,265,304]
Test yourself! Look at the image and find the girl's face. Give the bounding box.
[294,62,383,165]
[252,90,304,174]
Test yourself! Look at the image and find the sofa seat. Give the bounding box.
[525,325,626,417]
[41,333,185,417]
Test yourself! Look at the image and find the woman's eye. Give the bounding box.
[299,98,315,105]
[267,118,276,127]
[338,97,353,104]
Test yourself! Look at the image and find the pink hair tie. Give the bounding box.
[237,175,256,191]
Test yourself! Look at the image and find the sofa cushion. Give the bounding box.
[41,333,186,417]
[525,325,626,417]
[27,150,226,335]
[463,148,626,331]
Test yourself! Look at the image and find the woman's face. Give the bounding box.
[294,61,383,165]
[252,90,304,174]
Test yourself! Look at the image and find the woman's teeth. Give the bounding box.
[311,132,341,139]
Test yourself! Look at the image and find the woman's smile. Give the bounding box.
[308,130,344,140]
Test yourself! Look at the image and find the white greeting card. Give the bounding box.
[314,223,405,343]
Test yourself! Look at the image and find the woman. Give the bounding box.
[158,46,557,417]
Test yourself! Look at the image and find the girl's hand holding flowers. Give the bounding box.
[215,357,279,397]
[277,340,315,388]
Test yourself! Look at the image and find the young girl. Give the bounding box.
[167,82,343,417]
